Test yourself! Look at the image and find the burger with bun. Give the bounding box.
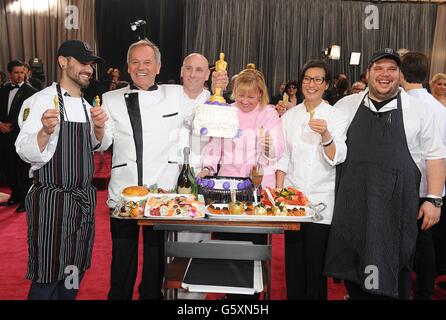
[120,186,149,217]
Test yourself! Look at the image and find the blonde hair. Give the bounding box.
[232,68,270,107]
[430,73,446,86]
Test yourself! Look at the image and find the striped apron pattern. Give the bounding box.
[25,85,96,283]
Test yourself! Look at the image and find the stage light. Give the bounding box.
[321,48,330,57]
[350,52,361,65]
[329,45,341,60]
[130,19,146,31]
[7,0,57,14]
[130,19,147,40]
[321,45,341,60]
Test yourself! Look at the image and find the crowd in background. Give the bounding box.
[2,60,445,112]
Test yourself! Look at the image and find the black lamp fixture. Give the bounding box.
[130,19,147,40]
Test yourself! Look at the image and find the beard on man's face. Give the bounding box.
[68,70,91,89]
[77,77,91,89]
[368,82,399,101]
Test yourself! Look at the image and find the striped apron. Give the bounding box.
[25,84,96,283]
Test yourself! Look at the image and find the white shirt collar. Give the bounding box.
[10,82,24,89]
[363,88,401,112]
[50,82,80,99]
[183,88,208,103]
[406,88,428,96]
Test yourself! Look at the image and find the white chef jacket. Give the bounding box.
[334,89,446,173]
[277,101,349,225]
[15,83,111,177]
[406,88,446,197]
[103,84,185,208]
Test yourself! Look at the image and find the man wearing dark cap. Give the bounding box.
[15,40,111,299]
[324,48,446,299]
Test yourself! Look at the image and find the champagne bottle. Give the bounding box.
[189,166,199,197]
[177,147,193,194]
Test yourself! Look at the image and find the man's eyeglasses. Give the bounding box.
[302,76,325,85]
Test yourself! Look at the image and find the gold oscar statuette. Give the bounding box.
[310,110,315,120]
[22,107,30,122]
[282,92,289,104]
[54,95,59,111]
[209,52,227,103]
[95,95,101,107]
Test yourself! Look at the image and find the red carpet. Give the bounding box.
[0,151,445,300]
[0,187,349,300]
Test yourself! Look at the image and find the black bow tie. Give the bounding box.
[129,84,158,91]
[9,84,20,90]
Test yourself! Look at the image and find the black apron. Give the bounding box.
[25,85,96,283]
[324,92,421,298]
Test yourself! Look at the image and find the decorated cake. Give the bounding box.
[197,175,254,204]
[193,101,240,138]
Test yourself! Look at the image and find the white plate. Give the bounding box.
[144,194,205,219]
[205,203,315,222]
[111,194,206,220]
[140,215,206,220]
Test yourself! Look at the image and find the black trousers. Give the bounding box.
[344,268,411,300]
[108,217,164,300]
[4,139,31,203]
[433,196,446,275]
[285,223,330,300]
[413,198,437,300]
[28,273,84,300]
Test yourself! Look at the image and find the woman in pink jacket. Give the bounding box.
[198,68,285,189]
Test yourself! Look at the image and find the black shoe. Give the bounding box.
[0,199,17,207]
[15,204,26,213]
